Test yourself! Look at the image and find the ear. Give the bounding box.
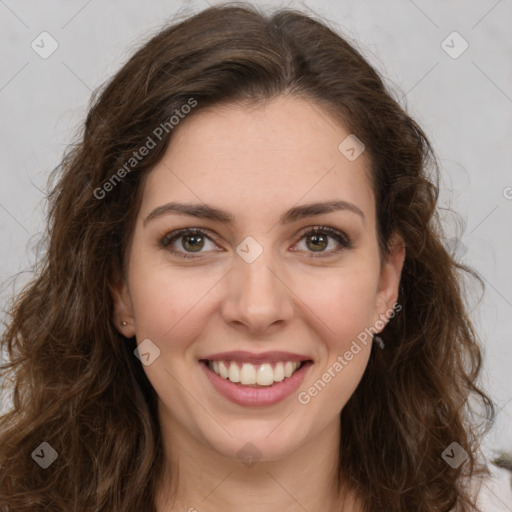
[110,273,136,339]
[373,231,406,331]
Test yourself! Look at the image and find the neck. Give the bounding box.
[154,415,360,512]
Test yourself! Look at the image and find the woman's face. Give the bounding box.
[113,94,405,462]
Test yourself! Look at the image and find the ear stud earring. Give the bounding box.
[121,321,127,327]
[373,334,385,349]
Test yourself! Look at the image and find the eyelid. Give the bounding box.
[295,225,349,242]
[159,225,352,258]
[159,227,223,254]
[292,225,353,255]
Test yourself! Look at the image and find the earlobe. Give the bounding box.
[110,276,136,338]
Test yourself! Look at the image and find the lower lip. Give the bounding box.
[200,361,312,407]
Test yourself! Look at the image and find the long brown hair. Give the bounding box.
[0,2,495,510]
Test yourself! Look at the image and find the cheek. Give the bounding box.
[298,265,381,349]
[127,254,222,350]
[128,232,381,355]
[296,270,377,412]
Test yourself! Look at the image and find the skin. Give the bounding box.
[112,94,405,511]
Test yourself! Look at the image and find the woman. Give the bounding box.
[0,2,499,510]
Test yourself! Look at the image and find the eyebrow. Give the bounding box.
[143,200,365,227]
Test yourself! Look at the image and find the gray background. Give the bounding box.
[1,0,511,461]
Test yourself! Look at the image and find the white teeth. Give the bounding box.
[274,362,285,382]
[256,363,274,386]
[240,363,257,385]
[284,361,295,378]
[208,360,302,386]
[228,362,240,382]
[218,361,228,379]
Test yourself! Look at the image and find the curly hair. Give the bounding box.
[0,2,495,511]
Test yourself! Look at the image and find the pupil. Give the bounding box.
[308,234,326,252]
[183,234,203,252]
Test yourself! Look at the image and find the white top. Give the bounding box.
[473,465,512,511]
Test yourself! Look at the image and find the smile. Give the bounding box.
[207,360,303,386]
[199,351,313,407]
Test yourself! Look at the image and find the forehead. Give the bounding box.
[139,95,375,229]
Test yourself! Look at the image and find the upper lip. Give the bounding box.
[200,351,312,365]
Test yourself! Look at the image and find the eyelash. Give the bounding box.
[159,226,353,259]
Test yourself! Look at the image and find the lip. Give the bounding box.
[200,350,311,365]
[200,359,313,407]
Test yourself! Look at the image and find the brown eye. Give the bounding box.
[305,232,329,252]
[294,226,352,257]
[159,226,352,260]
[181,233,205,252]
[160,228,219,259]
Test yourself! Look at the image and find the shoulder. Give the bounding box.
[472,463,512,512]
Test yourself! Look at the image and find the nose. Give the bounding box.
[220,245,295,336]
